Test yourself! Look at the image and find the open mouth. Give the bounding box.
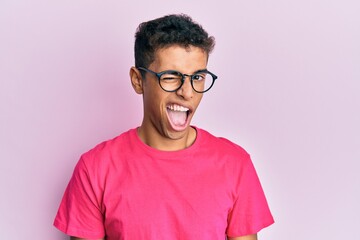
[166,103,190,130]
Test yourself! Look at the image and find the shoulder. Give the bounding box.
[77,128,136,171]
[196,127,250,159]
[69,128,138,190]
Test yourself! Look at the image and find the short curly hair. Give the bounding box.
[134,14,215,68]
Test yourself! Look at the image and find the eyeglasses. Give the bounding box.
[138,67,217,93]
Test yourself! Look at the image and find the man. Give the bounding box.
[54,14,274,240]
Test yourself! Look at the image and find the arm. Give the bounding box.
[228,234,258,240]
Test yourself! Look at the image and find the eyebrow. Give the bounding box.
[162,68,208,74]
[194,69,208,73]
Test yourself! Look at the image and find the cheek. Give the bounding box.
[143,89,168,111]
[194,95,203,108]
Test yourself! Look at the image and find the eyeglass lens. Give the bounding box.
[159,71,214,92]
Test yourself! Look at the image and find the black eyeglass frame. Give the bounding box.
[137,67,218,93]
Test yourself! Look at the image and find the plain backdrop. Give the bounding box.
[1,0,359,239]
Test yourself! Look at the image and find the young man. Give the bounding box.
[54,14,274,240]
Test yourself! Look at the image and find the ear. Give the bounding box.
[130,67,144,94]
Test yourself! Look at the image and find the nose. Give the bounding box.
[176,75,194,99]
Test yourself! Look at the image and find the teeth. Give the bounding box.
[167,104,189,112]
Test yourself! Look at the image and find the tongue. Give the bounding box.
[168,110,187,126]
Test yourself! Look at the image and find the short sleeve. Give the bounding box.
[226,157,274,237]
[54,156,105,238]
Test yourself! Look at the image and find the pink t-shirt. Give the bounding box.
[54,127,274,239]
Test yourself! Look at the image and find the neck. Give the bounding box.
[137,125,197,151]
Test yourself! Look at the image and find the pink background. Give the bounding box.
[1,1,359,239]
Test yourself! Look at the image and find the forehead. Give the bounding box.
[151,45,208,72]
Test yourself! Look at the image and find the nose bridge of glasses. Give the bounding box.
[176,74,195,96]
[180,74,197,89]
[182,73,194,82]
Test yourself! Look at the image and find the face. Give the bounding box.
[131,45,208,150]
